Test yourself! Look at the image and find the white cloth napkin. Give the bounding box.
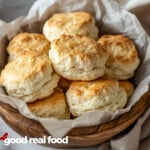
[101,2,150,149]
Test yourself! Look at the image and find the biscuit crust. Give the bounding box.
[7,33,50,61]
[98,35,140,79]
[66,79,127,117]
[43,12,99,41]
[28,88,70,119]
[49,35,108,81]
[0,56,59,102]
[119,80,134,98]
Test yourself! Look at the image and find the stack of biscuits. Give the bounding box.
[0,12,140,119]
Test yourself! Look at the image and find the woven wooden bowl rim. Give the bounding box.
[0,85,150,148]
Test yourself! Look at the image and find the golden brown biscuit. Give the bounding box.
[66,79,127,117]
[101,75,134,98]
[43,12,99,41]
[98,35,140,80]
[49,35,108,81]
[0,55,59,103]
[28,88,70,119]
[119,80,134,98]
[58,77,72,91]
[7,33,50,61]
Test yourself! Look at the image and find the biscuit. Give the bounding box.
[101,75,134,98]
[98,35,140,79]
[49,35,108,81]
[28,88,70,119]
[0,55,60,103]
[119,80,134,98]
[58,77,72,91]
[7,33,50,61]
[43,12,99,41]
[66,79,127,117]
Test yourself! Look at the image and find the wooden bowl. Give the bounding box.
[0,86,150,148]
